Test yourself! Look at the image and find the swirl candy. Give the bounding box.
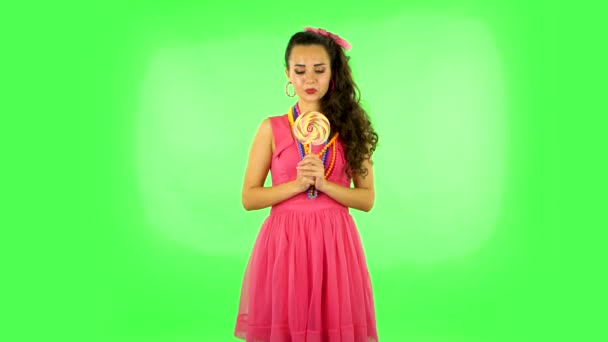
[292,111,330,146]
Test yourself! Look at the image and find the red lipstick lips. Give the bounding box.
[305,88,317,94]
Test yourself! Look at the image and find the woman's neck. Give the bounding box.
[297,99,321,114]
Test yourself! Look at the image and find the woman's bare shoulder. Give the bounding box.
[257,113,287,154]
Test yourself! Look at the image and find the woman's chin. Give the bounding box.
[300,93,322,102]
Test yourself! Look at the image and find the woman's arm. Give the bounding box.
[320,158,375,212]
[241,118,304,211]
[243,181,302,211]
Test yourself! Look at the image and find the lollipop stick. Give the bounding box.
[309,136,316,195]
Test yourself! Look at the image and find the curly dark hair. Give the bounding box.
[284,30,379,178]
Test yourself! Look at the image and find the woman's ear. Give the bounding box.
[285,68,289,78]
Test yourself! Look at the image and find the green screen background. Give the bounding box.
[3,1,589,341]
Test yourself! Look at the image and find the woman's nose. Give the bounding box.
[304,74,316,83]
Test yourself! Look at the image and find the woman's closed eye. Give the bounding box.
[295,70,326,75]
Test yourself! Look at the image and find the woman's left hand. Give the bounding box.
[296,154,327,191]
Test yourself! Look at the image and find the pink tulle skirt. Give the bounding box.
[234,206,379,342]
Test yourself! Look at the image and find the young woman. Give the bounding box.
[235,27,380,342]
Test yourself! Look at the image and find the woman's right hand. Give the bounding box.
[293,171,315,192]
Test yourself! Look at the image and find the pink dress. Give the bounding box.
[234,114,379,342]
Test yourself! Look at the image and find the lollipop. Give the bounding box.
[292,111,330,149]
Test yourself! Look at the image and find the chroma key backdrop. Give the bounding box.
[4,1,589,342]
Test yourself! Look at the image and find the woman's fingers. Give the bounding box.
[298,154,323,165]
[297,165,323,174]
[297,154,324,182]
[298,169,323,178]
[297,158,323,168]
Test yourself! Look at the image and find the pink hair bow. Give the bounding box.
[304,27,352,51]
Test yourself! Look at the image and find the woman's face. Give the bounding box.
[286,44,332,103]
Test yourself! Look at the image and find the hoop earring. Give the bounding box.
[286,81,296,97]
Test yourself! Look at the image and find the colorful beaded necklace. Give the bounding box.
[288,103,339,199]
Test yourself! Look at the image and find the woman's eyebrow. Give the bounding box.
[294,63,327,67]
